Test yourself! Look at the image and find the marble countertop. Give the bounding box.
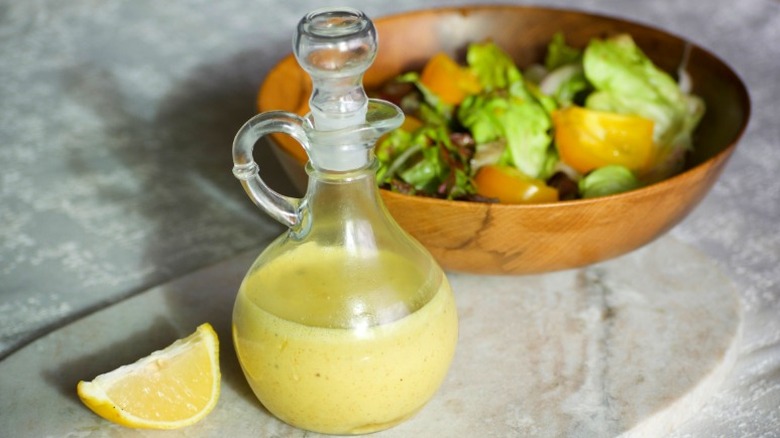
[0,237,746,436]
[1,0,778,436]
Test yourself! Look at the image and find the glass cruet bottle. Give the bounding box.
[230,8,458,435]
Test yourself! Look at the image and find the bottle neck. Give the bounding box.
[297,159,389,246]
[304,158,380,206]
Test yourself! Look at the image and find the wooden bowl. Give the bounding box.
[258,5,750,275]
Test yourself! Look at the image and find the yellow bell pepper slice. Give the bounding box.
[420,52,482,106]
[552,106,655,174]
[474,164,558,204]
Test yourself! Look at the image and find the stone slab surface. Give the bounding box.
[0,236,742,437]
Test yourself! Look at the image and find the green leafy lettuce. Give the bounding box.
[458,42,556,180]
[545,32,583,70]
[376,124,473,199]
[538,32,590,107]
[582,34,705,180]
[375,34,704,201]
[458,95,555,179]
[578,165,640,198]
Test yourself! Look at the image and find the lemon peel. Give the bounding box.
[77,323,220,429]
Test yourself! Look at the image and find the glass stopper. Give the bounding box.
[293,8,377,132]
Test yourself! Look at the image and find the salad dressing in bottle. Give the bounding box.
[230,8,458,435]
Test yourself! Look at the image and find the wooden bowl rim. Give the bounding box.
[259,4,751,210]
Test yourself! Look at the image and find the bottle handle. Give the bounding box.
[232,111,309,229]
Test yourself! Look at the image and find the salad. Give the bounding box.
[372,33,705,203]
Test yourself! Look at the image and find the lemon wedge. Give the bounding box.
[77,323,221,429]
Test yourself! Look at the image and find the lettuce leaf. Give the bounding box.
[539,64,589,107]
[579,165,640,198]
[583,34,705,180]
[545,32,582,71]
[376,124,475,199]
[460,42,555,179]
[458,94,554,179]
[467,41,524,94]
[399,141,446,191]
[376,128,415,184]
[394,72,453,127]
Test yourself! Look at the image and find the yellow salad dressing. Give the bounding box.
[232,244,458,434]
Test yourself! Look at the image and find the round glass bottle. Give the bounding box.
[230,8,458,435]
